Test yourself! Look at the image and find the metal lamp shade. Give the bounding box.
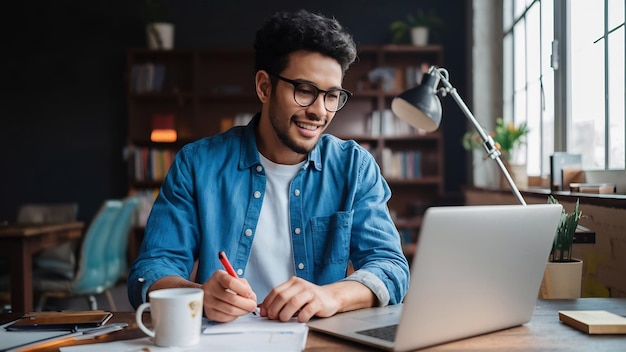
[391,73,442,133]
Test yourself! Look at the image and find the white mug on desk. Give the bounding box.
[135,287,204,347]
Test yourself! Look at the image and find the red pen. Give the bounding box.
[218,251,238,278]
[218,251,258,315]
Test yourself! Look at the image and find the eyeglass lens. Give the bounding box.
[293,83,349,112]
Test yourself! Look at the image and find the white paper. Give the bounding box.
[0,320,81,352]
[59,314,308,352]
[203,313,307,334]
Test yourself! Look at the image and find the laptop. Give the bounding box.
[308,204,562,351]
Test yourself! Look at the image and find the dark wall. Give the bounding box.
[1,0,468,222]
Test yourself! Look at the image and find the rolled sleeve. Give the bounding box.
[127,268,149,308]
[342,269,390,307]
[128,257,190,309]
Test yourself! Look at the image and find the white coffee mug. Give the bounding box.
[136,287,204,347]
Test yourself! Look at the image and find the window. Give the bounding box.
[503,0,625,175]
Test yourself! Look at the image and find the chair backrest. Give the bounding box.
[104,196,141,288]
[17,203,78,223]
[71,200,123,295]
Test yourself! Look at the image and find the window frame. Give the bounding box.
[502,0,626,176]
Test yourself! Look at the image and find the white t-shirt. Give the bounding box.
[244,154,303,302]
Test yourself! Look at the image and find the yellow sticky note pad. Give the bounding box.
[559,310,626,334]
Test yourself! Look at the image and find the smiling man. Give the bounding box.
[128,9,409,323]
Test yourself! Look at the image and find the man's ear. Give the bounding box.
[255,71,272,103]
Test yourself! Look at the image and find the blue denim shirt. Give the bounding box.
[128,115,410,309]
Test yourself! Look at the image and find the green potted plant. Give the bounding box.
[390,9,444,45]
[548,195,582,262]
[143,0,174,49]
[462,118,530,163]
[462,118,530,189]
[541,196,584,298]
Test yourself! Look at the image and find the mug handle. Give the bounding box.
[135,302,155,338]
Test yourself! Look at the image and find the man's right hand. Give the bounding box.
[202,270,258,322]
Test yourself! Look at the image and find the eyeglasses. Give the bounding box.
[270,73,352,112]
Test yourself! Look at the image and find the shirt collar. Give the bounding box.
[239,113,322,171]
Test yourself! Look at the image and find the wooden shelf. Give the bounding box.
[386,177,444,185]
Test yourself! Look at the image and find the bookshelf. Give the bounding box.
[126,48,258,193]
[126,45,444,256]
[326,45,445,255]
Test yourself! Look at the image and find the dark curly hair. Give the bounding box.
[254,9,357,77]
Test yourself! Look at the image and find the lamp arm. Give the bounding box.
[430,67,527,206]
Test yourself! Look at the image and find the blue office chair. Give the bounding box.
[33,200,123,311]
[103,196,141,290]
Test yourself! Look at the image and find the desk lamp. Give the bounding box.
[391,66,527,205]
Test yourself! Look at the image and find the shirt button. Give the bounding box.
[294,189,300,196]
[256,165,263,172]
[298,263,304,270]
[253,191,261,198]
[237,269,243,276]
[245,229,253,236]
[294,228,301,235]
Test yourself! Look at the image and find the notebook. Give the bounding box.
[307,204,562,351]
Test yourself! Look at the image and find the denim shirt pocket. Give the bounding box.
[310,211,353,265]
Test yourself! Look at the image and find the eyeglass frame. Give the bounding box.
[268,73,353,112]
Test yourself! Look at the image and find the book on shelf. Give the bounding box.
[131,63,166,93]
[561,166,585,190]
[125,188,160,226]
[220,113,255,132]
[381,148,421,179]
[380,109,395,136]
[569,183,616,194]
[129,146,176,182]
[370,110,381,137]
[367,66,402,93]
[404,62,430,89]
[550,152,582,191]
[366,63,429,94]
[372,109,422,137]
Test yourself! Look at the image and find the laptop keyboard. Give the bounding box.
[356,324,398,342]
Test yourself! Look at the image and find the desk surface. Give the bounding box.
[2,298,625,351]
